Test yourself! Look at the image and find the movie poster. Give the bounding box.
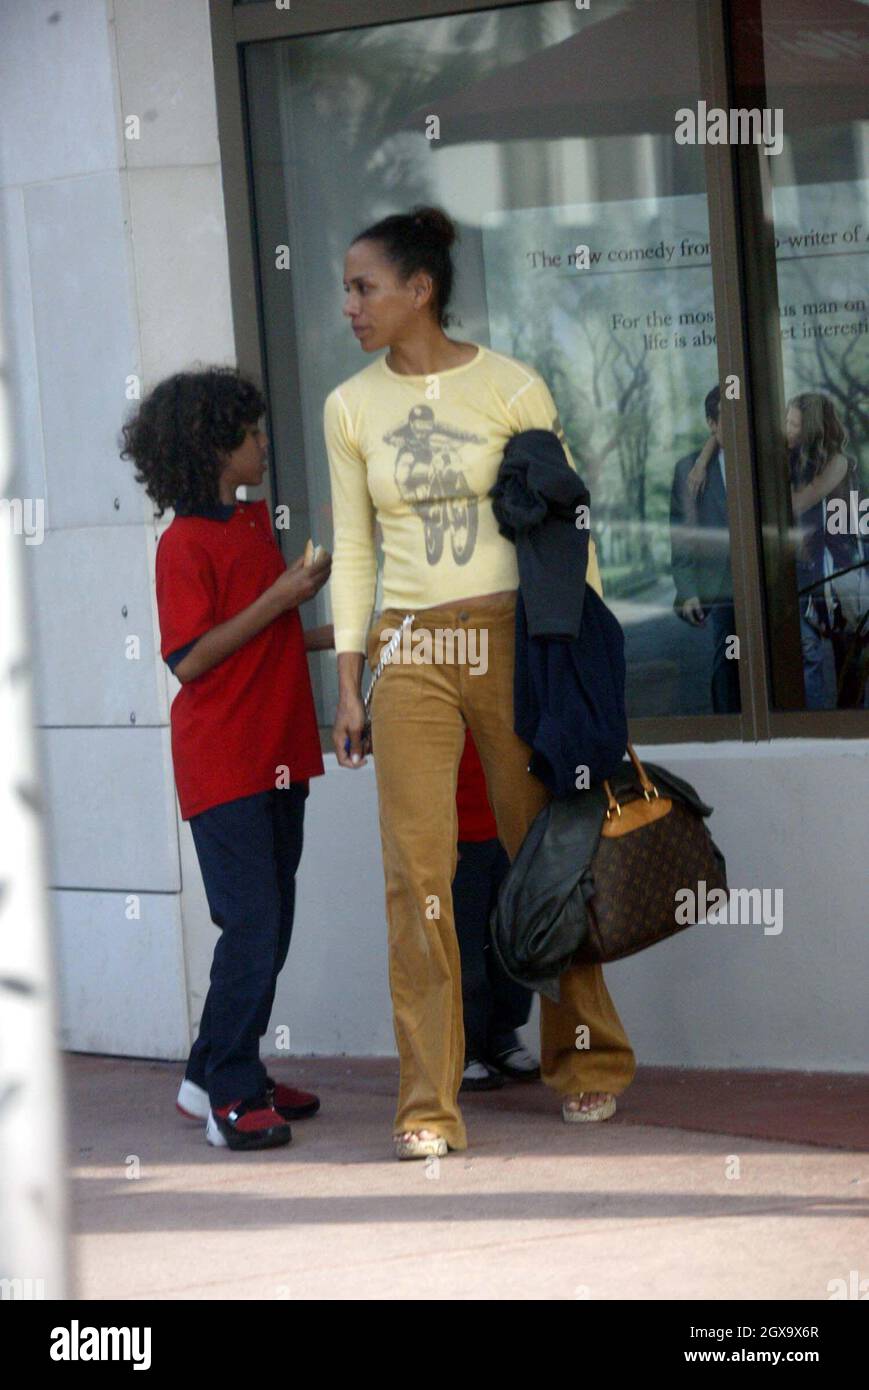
[482,180,868,593]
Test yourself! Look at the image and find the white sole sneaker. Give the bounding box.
[206,1105,291,1151]
[177,1078,209,1121]
[205,1110,228,1147]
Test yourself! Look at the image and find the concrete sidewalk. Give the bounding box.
[68,1056,869,1301]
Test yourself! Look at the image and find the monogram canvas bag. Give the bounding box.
[576,745,728,964]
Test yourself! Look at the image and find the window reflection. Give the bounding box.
[750,0,869,709]
[669,386,739,714]
[245,0,740,721]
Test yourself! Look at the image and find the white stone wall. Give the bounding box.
[0,0,236,1060]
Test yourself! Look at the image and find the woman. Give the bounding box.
[689,391,853,709]
[324,206,635,1159]
[787,393,856,708]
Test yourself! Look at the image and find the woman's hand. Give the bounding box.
[333,689,370,768]
[269,554,332,612]
[791,451,849,517]
[678,595,706,627]
[686,432,718,500]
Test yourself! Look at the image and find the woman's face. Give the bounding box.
[785,406,802,449]
[342,240,427,352]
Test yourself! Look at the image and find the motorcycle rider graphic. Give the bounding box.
[384,404,485,565]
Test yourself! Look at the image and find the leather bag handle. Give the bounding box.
[626,742,659,799]
[603,743,660,820]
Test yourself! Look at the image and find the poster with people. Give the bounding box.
[482,181,868,712]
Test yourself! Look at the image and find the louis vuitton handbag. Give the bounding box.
[575,745,728,964]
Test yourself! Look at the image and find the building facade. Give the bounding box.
[1,0,867,1073]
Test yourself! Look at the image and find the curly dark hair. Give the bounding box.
[121,367,266,516]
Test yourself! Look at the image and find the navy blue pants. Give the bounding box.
[453,838,533,1063]
[186,783,308,1107]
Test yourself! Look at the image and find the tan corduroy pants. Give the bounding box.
[366,592,636,1150]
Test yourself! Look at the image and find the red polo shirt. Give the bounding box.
[155,499,324,819]
[456,729,499,842]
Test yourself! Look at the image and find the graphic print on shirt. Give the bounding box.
[383,405,486,565]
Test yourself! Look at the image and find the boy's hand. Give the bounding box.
[686,432,717,500]
[269,554,332,611]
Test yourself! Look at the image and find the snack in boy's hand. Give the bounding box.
[304,537,331,572]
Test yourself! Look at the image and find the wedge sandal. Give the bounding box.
[562,1093,617,1124]
[393,1131,449,1160]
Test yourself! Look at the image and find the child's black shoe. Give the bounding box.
[206,1095,292,1150]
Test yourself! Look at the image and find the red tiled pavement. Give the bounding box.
[255,1057,869,1151]
[613,1065,869,1151]
[68,1053,869,1149]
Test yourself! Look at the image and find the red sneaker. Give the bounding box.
[206,1095,292,1150]
[266,1076,320,1120]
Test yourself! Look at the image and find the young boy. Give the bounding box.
[453,729,539,1092]
[122,367,330,1150]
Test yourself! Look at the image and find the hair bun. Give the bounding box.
[351,207,457,327]
[409,205,457,248]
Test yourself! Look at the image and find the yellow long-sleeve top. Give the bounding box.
[324,343,601,653]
